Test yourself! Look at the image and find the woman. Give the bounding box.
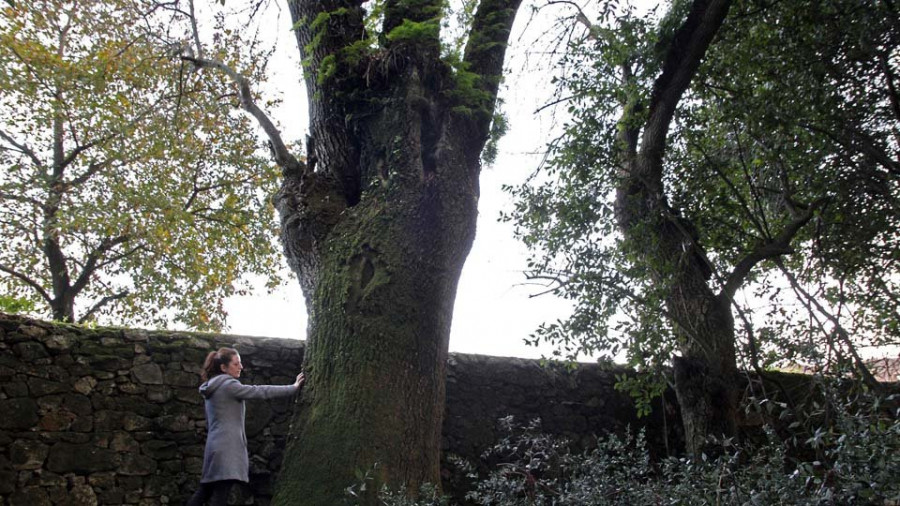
[187,347,305,506]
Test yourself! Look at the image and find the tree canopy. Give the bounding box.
[0,0,285,330]
[508,0,898,447]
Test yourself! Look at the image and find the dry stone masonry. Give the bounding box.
[0,314,666,505]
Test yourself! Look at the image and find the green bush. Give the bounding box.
[361,388,900,505]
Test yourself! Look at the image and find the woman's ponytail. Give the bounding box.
[201,347,238,381]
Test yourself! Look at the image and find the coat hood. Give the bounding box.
[199,374,233,399]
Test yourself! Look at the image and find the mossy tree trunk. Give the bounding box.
[269,1,521,503]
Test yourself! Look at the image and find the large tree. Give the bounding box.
[508,0,898,455]
[0,0,284,329]
[187,0,523,502]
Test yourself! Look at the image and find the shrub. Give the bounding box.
[360,388,900,505]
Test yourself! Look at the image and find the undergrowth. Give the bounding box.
[349,384,900,505]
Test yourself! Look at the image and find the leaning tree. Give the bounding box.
[189,0,523,503]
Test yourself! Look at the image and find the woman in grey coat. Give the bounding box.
[186,347,304,506]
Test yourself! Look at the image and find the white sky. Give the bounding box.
[222,4,576,360]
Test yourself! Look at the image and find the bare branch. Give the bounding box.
[528,270,706,346]
[690,138,767,236]
[93,244,145,271]
[802,121,900,176]
[733,121,773,236]
[66,158,115,189]
[71,235,131,295]
[182,172,257,212]
[79,290,129,323]
[542,1,597,39]
[182,55,304,175]
[0,263,51,302]
[187,0,204,59]
[0,191,44,208]
[721,198,824,299]
[0,128,42,168]
[775,260,883,391]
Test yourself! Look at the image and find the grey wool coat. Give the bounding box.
[198,374,298,483]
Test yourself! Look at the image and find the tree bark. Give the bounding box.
[271,1,521,503]
[46,91,75,323]
[614,0,737,455]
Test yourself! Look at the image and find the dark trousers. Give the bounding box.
[186,480,237,506]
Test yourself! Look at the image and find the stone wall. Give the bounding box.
[0,314,668,505]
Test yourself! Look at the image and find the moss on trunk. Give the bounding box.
[273,145,478,505]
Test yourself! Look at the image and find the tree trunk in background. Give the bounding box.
[614,0,737,456]
[615,179,739,455]
[665,254,739,455]
[270,1,521,503]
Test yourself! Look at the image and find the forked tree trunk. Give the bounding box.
[269,1,521,503]
[615,181,740,455]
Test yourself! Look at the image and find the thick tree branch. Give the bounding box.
[721,198,823,299]
[640,0,733,170]
[56,138,101,175]
[881,51,900,123]
[0,264,51,303]
[464,0,523,79]
[42,228,71,303]
[383,0,442,42]
[289,1,365,202]
[71,235,131,295]
[78,290,129,323]
[618,62,640,159]
[182,56,304,175]
[460,0,523,148]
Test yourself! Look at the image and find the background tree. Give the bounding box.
[184,0,523,502]
[0,0,284,330]
[507,0,898,455]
